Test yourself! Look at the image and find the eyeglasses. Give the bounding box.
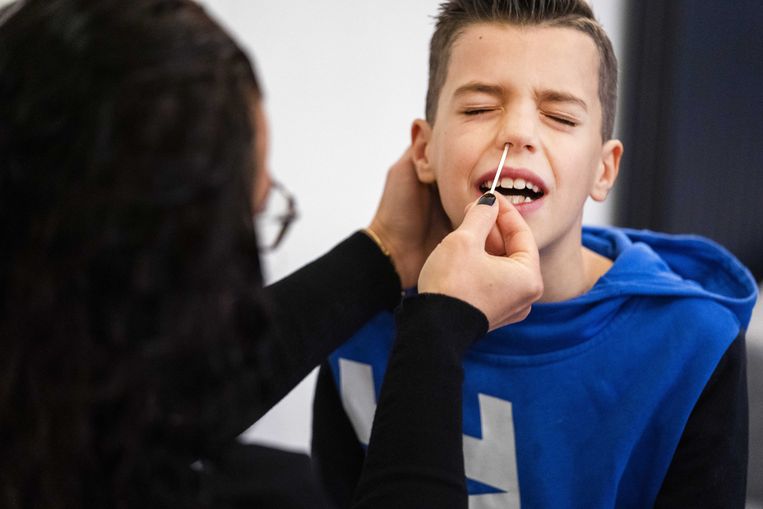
[255,179,298,252]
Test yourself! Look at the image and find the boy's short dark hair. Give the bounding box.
[427,0,618,140]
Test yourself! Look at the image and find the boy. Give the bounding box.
[313,1,758,507]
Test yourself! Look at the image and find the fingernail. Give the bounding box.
[478,192,496,206]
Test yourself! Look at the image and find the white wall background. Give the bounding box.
[195,1,628,452]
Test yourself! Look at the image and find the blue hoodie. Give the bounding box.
[328,227,758,508]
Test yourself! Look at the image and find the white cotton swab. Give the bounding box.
[488,143,510,195]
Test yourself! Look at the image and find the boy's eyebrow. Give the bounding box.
[537,90,588,112]
[452,82,504,100]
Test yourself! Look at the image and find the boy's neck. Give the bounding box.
[537,234,612,303]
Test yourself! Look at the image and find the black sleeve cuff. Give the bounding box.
[395,293,488,357]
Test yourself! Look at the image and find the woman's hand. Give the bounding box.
[418,193,543,330]
[368,147,451,289]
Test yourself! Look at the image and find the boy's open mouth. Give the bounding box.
[479,177,545,205]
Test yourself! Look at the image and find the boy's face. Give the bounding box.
[412,23,622,254]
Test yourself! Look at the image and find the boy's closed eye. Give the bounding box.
[460,106,580,129]
[542,112,579,127]
[462,106,500,116]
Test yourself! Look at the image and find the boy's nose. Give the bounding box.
[498,106,538,153]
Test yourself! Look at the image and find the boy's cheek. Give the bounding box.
[430,148,484,229]
[440,195,468,231]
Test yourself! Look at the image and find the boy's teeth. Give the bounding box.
[480,177,544,204]
[484,178,541,192]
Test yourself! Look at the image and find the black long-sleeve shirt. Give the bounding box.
[201,232,486,508]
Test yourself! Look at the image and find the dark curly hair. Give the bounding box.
[0,0,270,507]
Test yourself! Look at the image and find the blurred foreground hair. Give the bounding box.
[0,0,268,507]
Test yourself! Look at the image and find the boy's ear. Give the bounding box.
[411,119,436,184]
[590,139,623,202]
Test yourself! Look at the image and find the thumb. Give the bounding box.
[458,193,500,246]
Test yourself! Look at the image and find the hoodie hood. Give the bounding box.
[475,226,758,357]
[582,226,757,325]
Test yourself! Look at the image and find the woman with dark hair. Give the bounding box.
[0,1,542,508]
